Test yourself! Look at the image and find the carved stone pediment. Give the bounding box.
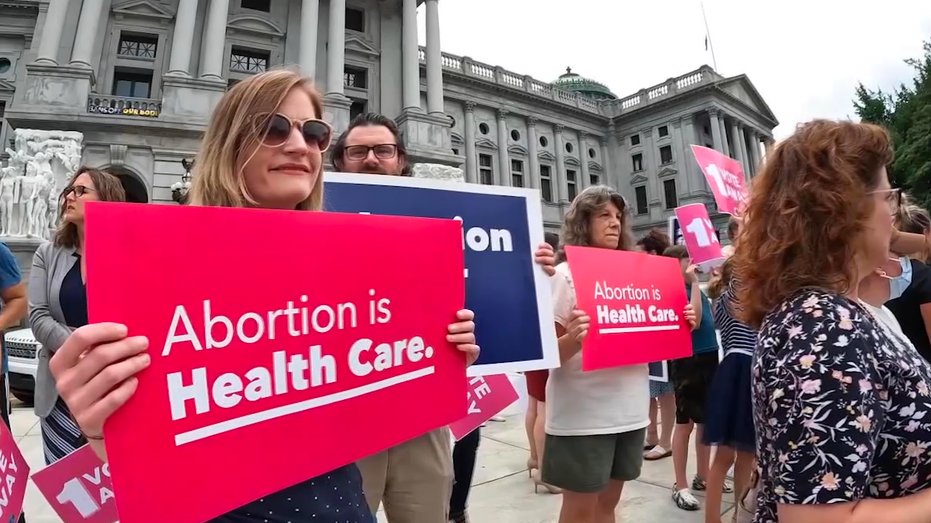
[112,0,174,22]
[227,14,285,39]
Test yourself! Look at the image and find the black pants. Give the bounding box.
[0,374,26,523]
[449,426,481,518]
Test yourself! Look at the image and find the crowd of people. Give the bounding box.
[6,66,931,523]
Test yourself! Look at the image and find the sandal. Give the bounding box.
[671,487,700,511]
[643,445,672,460]
[692,475,733,493]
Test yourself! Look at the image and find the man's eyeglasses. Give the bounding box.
[344,144,398,161]
[61,185,96,199]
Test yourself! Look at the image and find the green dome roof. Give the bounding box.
[552,67,617,100]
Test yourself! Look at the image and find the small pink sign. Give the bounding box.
[690,145,748,215]
[0,423,28,523]
[31,445,117,523]
[675,204,725,272]
[450,375,519,440]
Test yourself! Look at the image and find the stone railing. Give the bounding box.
[87,95,162,118]
[419,46,720,117]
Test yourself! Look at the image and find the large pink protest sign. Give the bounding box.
[450,374,520,440]
[0,422,28,523]
[690,145,747,215]
[31,445,117,523]
[674,204,724,272]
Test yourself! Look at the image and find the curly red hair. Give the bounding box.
[733,120,893,329]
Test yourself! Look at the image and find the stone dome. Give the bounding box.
[552,67,617,101]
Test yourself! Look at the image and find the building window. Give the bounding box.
[511,159,524,188]
[635,186,648,215]
[663,179,678,209]
[630,134,640,146]
[540,165,553,202]
[350,99,366,121]
[631,153,643,172]
[227,79,240,90]
[344,66,367,89]
[479,154,494,185]
[452,148,460,155]
[565,142,573,153]
[658,125,669,138]
[590,174,599,186]
[567,170,577,201]
[510,130,520,141]
[539,136,548,147]
[113,69,152,98]
[588,148,596,159]
[118,33,158,58]
[0,58,10,74]
[242,0,271,11]
[346,7,365,31]
[230,48,269,73]
[479,123,489,135]
[660,145,673,164]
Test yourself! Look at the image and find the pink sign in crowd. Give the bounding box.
[0,68,930,523]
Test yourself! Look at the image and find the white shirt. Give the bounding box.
[545,262,650,436]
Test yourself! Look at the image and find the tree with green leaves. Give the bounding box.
[854,40,931,208]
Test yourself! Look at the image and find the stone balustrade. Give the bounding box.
[418,46,720,117]
[86,95,162,118]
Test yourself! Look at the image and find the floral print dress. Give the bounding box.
[752,289,931,522]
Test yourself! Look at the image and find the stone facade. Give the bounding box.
[0,0,778,239]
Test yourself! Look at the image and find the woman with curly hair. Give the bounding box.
[544,186,697,523]
[635,229,676,462]
[885,198,931,362]
[733,119,931,523]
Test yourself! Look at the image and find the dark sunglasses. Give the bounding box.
[344,144,398,161]
[61,185,96,199]
[262,114,333,151]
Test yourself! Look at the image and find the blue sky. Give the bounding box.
[419,0,931,139]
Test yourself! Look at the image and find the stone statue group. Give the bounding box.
[0,130,83,240]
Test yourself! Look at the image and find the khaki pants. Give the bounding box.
[357,428,453,523]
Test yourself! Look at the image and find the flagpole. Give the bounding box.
[701,1,718,71]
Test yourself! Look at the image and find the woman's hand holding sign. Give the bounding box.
[556,309,590,364]
[449,309,480,366]
[684,304,697,330]
[49,323,150,462]
[534,242,557,276]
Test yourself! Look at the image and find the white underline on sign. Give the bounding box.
[598,325,681,335]
[173,366,435,446]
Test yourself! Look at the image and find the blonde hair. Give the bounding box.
[189,68,325,210]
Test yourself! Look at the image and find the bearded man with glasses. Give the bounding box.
[331,113,557,523]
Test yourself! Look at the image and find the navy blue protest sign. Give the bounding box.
[649,361,668,382]
[323,172,559,376]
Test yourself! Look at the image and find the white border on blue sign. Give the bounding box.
[322,172,560,377]
[649,361,669,383]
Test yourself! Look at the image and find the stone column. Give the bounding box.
[424,0,444,115]
[554,125,568,202]
[34,0,71,65]
[708,107,723,152]
[401,0,420,111]
[764,138,774,156]
[672,118,691,194]
[749,131,762,175]
[718,116,730,156]
[641,126,660,203]
[463,102,477,183]
[579,131,591,188]
[299,0,320,76]
[326,0,347,95]
[600,135,612,188]
[69,0,105,67]
[527,116,539,190]
[166,0,201,76]
[201,0,231,80]
[496,108,510,187]
[729,120,745,170]
[737,123,750,177]
[682,114,705,194]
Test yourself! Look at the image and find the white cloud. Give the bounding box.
[420,0,931,138]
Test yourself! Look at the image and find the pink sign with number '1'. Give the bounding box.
[674,203,724,272]
[0,422,27,523]
[690,145,747,215]
[31,444,119,523]
[449,374,520,440]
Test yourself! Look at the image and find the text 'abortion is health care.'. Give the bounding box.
[593,281,682,335]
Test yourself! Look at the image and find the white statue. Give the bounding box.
[0,129,84,238]
[0,167,19,237]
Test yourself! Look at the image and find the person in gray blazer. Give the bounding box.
[28,166,125,465]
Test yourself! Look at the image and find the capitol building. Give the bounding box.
[0,0,778,238]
